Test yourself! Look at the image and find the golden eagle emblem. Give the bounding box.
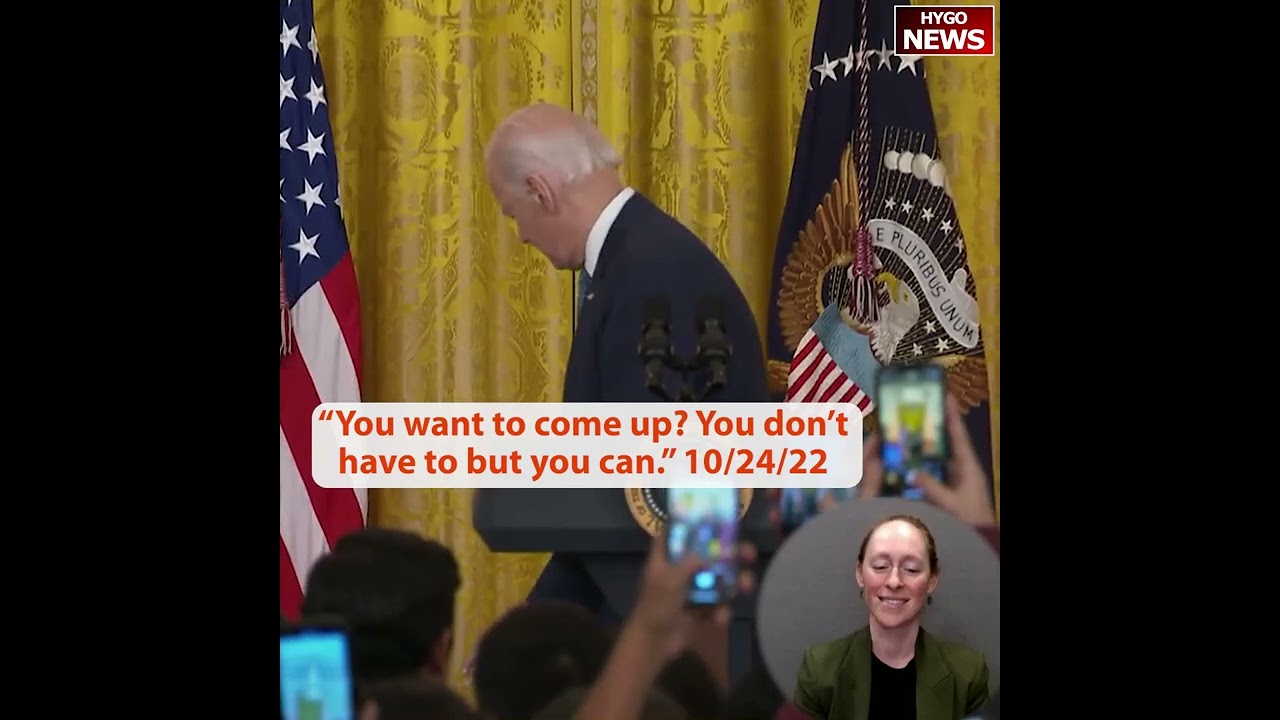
[769,140,989,412]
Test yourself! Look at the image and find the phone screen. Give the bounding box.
[280,625,355,720]
[666,487,739,605]
[775,487,854,538]
[876,364,948,500]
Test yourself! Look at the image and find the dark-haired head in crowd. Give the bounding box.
[358,676,479,720]
[472,601,614,720]
[655,649,725,720]
[533,685,689,720]
[724,664,785,720]
[301,528,461,686]
[793,514,988,720]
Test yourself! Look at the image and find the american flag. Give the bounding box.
[787,327,873,411]
[279,0,366,619]
[766,0,993,469]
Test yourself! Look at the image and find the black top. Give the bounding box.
[867,653,917,720]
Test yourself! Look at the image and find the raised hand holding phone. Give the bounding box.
[576,534,757,720]
[634,529,760,654]
[874,363,949,500]
[914,393,995,525]
[664,487,741,607]
[859,393,995,526]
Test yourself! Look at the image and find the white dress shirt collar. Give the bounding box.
[584,186,636,277]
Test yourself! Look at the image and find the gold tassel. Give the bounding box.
[848,227,880,324]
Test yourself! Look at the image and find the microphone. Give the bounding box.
[695,296,732,394]
[638,296,673,396]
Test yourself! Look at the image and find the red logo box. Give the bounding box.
[893,5,995,57]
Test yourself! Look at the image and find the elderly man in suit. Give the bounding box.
[483,102,770,621]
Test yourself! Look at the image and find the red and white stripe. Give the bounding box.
[785,327,874,415]
[280,252,366,619]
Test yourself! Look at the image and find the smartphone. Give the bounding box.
[876,364,948,500]
[666,487,739,605]
[280,619,355,720]
[775,487,855,538]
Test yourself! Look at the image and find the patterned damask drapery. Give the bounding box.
[313,0,998,693]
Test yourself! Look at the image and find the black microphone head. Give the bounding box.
[695,296,724,328]
[643,296,672,325]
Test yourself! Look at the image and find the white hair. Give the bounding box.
[491,114,621,188]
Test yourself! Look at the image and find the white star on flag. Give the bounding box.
[305,79,327,112]
[280,74,296,107]
[296,180,326,216]
[813,52,839,85]
[280,21,301,56]
[840,46,858,76]
[289,229,321,263]
[299,130,327,165]
[875,39,894,70]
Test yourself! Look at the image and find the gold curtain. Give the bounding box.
[314,0,998,693]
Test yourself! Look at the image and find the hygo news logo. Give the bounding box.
[893,5,995,57]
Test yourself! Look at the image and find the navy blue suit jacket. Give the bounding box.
[528,192,770,620]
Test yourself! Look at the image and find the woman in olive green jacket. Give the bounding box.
[792,515,989,720]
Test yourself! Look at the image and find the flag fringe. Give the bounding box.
[281,308,295,357]
[280,253,294,358]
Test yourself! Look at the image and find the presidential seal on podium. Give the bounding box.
[626,487,754,537]
[624,426,755,536]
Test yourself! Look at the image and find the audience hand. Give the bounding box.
[857,394,996,526]
[630,534,757,660]
[464,535,762,683]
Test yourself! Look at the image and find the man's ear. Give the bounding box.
[525,174,558,213]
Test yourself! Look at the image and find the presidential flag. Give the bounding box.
[765,0,994,477]
[280,0,366,618]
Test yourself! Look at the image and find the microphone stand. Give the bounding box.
[636,298,734,403]
[642,355,713,402]
[635,295,750,687]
